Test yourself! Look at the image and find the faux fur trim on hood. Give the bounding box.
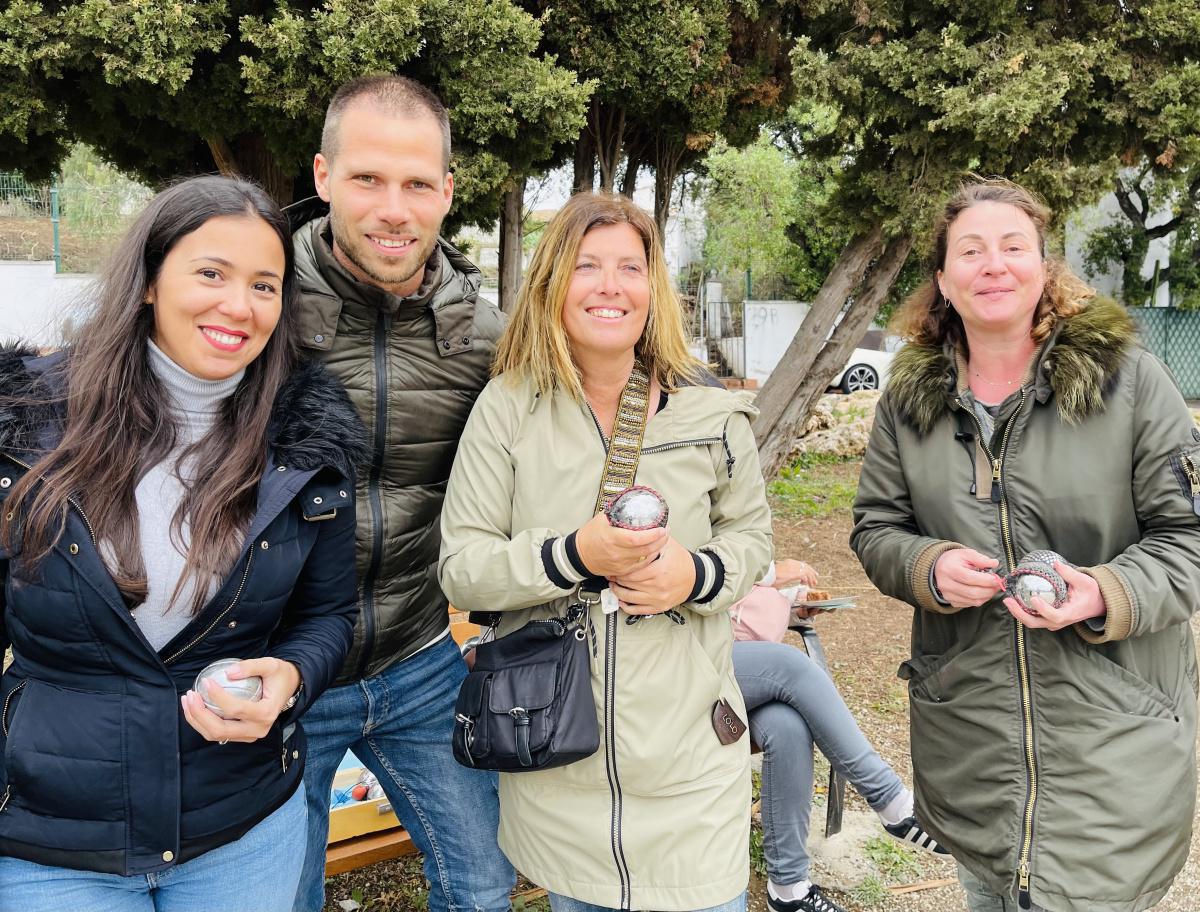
[0,343,369,478]
[886,297,1137,437]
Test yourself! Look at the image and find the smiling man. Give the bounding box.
[287,76,512,912]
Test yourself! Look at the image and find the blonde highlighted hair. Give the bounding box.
[891,176,1096,348]
[493,192,703,399]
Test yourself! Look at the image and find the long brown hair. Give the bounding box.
[493,192,703,399]
[891,176,1095,349]
[1,175,300,614]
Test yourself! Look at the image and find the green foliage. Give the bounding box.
[749,820,769,879]
[702,135,809,288]
[790,1,1200,241]
[849,875,889,908]
[0,0,591,226]
[768,458,859,519]
[863,835,922,881]
[1079,166,1200,310]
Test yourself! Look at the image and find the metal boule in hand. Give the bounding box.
[605,485,669,531]
[1004,550,1071,615]
[194,658,263,719]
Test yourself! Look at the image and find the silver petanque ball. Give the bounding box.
[194,658,263,719]
[1004,550,1070,613]
[605,485,669,531]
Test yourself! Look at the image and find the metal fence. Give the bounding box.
[1129,307,1200,399]
[0,169,152,273]
[0,173,60,268]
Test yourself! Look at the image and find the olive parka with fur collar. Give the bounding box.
[851,298,1200,912]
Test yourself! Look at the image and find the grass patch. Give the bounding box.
[749,820,769,878]
[849,875,890,907]
[769,456,859,519]
[863,835,922,881]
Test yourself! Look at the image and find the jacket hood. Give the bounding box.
[886,296,1137,437]
[0,343,369,478]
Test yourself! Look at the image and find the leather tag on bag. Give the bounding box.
[711,698,747,745]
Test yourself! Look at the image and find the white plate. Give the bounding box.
[795,597,857,610]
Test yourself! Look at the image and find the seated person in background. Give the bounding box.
[732,559,948,912]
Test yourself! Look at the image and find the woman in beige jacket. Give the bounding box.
[439,193,772,912]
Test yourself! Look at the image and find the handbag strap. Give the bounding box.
[591,360,652,513]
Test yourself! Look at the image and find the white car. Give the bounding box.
[829,347,896,393]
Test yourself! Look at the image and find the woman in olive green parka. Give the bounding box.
[440,193,772,912]
[852,178,1200,912]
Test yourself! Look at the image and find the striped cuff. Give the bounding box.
[541,532,594,590]
[688,549,725,603]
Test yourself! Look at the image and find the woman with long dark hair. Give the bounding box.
[0,175,366,912]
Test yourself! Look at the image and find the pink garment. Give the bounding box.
[729,584,792,643]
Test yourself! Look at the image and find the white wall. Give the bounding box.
[1,262,95,346]
[743,300,810,384]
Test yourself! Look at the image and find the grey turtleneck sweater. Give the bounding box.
[117,341,245,651]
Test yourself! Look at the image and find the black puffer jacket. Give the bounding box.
[289,199,504,684]
[0,346,368,876]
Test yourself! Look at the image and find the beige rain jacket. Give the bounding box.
[440,374,773,910]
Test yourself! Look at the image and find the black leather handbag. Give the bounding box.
[451,362,653,773]
[452,605,598,771]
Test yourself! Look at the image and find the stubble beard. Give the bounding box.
[329,207,440,293]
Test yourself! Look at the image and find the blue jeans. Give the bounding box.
[0,782,306,912]
[547,890,747,912]
[734,641,904,885]
[295,635,514,912]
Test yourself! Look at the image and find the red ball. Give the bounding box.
[350,783,369,801]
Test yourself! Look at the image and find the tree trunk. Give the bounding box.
[498,177,526,314]
[619,153,642,198]
[209,134,294,205]
[755,234,914,478]
[573,132,596,193]
[590,100,626,193]
[752,227,885,449]
[651,137,685,237]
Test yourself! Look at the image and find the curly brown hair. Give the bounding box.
[891,176,1095,349]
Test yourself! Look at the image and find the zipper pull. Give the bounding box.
[1018,861,1032,909]
[1183,455,1200,496]
[990,459,1002,503]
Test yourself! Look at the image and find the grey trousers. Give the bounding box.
[733,640,904,885]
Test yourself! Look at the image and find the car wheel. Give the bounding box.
[840,363,879,393]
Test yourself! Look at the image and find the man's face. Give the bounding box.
[314,103,453,297]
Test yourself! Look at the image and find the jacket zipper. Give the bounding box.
[2,453,96,546]
[603,610,632,909]
[640,436,720,454]
[353,309,391,680]
[960,391,1037,908]
[585,404,633,908]
[0,786,9,815]
[2,680,25,736]
[162,548,255,665]
[1182,453,1200,497]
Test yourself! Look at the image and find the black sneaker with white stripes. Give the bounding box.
[883,815,951,855]
[766,885,846,912]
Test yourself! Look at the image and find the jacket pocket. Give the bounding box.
[1168,443,1200,518]
[614,624,744,797]
[4,678,125,821]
